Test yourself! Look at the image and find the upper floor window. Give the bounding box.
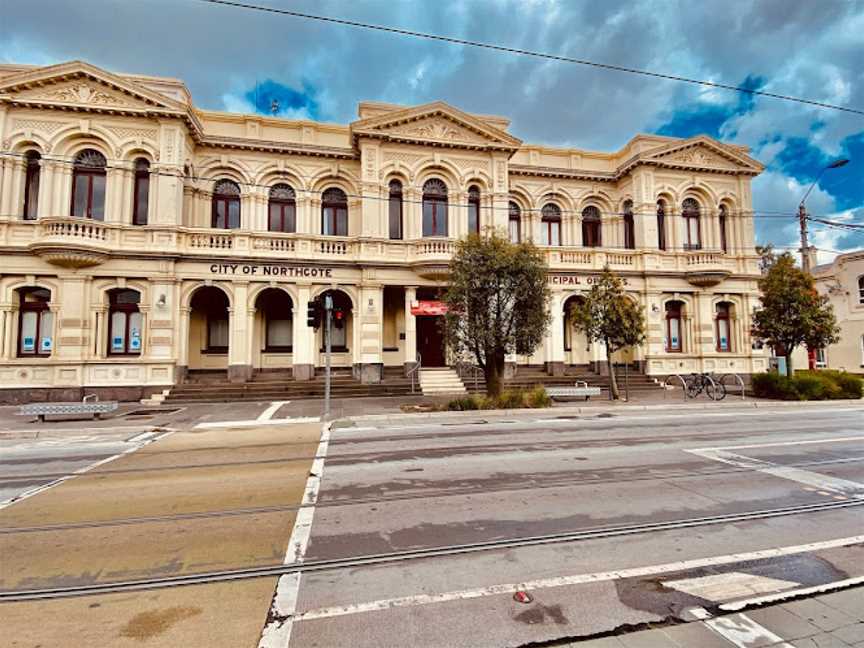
[715,302,731,352]
[108,289,142,356]
[541,203,561,246]
[23,150,41,221]
[657,200,667,251]
[268,184,296,233]
[682,198,702,250]
[71,149,107,220]
[132,158,150,226]
[212,179,241,229]
[858,276,864,305]
[17,287,53,357]
[388,180,403,240]
[665,300,683,352]
[321,187,348,236]
[508,201,521,243]
[467,185,480,234]
[582,205,602,247]
[719,204,728,254]
[623,200,635,250]
[422,179,448,237]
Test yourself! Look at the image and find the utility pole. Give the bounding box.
[323,293,333,420]
[798,201,811,274]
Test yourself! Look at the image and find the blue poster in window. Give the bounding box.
[130,329,141,350]
[720,336,728,349]
[112,336,124,351]
[41,337,52,352]
[671,336,679,347]
[23,336,35,352]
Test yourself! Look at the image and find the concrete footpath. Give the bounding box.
[571,586,864,647]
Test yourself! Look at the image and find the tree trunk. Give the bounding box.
[606,340,620,400]
[484,348,506,398]
[785,352,794,377]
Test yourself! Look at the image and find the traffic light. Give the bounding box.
[307,298,321,329]
[333,307,344,329]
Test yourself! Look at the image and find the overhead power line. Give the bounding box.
[193,0,864,116]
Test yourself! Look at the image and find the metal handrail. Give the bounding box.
[719,372,746,400]
[662,374,688,401]
[408,352,421,393]
[455,360,483,391]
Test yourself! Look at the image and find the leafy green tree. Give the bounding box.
[569,266,646,400]
[751,252,840,377]
[444,230,551,397]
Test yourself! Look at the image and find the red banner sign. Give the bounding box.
[410,300,449,316]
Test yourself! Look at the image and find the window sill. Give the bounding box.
[264,347,293,353]
[320,347,349,353]
[202,349,228,355]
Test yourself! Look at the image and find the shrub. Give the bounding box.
[752,370,863,401]
[496,390,525,410]
[525,385,553,408]
[441,386,553,411]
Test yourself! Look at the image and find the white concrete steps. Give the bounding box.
[419,368,467,396]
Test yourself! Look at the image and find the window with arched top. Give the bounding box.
[388,180,403,240]
[623,200,635,250]
[582,205,602,248]
[657,200,667,251]
[468,185,481,234]
[715,302,732,352]
[508,201,521,243]
[212,179,241,229]
[719,204,728,254]
[71,149,107,220]
[422,179,448,237]
[23,151,41,220]
[541,203,562,246]
[268,184,296,233]
[17,287,53,357]
[665,300,684,352]
[682,198,701,250]
[108,289,142,355]
[132,158,150,226]
[321,187,348,236]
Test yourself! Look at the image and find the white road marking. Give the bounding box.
[258,401,291,422]
[0,428,173,510]
[292,534,864,622]
[705,613,794,647]
[258,422,331,648]
[664,572,798,601]
[693,435,864,452]
[194,416,319,430]
[719,575,864,612]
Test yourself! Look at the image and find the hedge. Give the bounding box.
[443,386,553,411]
[752,370,863,401]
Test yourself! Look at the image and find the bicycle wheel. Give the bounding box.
[685,379,701,399]
[706,380,726,401]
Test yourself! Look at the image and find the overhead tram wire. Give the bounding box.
[192,0,864,116]
[0,150,834,223]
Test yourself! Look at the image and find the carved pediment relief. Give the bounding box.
[660,146,738,169]
[646,137,763,174]
[15,80,139,109]
[380,116,489,145]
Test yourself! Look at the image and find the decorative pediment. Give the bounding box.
[0,60,186,113]
[351,101,522,152]
[644,136,764,175]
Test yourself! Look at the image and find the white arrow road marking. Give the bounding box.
[258,401,291,422]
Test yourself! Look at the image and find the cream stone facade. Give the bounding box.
[0,60,769,402]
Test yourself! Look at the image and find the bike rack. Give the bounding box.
[662,374,688,401]
[408,352,421,394]
[703,373,721,401]
[719,372,746,401]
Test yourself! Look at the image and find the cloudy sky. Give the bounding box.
[2,0,862,261]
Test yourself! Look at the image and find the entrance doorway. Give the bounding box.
[417,316,445,367]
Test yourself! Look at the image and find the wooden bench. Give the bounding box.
[18,396,119,423]
[546,381,603,402]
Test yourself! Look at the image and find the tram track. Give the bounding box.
[2,497,863,602]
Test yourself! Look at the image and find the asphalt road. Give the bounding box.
[1,402,862,647]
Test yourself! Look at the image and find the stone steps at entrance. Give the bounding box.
[419,368,467,396]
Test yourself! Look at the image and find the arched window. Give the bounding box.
[582,205,602,247]
[23,150,41,220]
[508,201,521,243]
[623,200,635,250]
[17,288,52,357]
[212,179,241,229]
[108,289,142,355]
[468,185,481,234]
[268,184,296,233]
[132,158,150,226]
[859,276,864,305]
[715,302,732,352]
[191,287,230,353]
[541,203,562,246]
[422,179,448,237]
[321,187,348,236]
[388,180,403,240]
[719,204,728,254]
[71,149,107,220]
[657,200,667,251]
[682,198,701,250]
[665,301,684,352]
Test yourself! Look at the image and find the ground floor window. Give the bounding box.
[814,347,827,368]
[18,287,53,357]
[207,317,229,352]
[665,301,683,352]
[715,302,731,352]
[108,289,142,355]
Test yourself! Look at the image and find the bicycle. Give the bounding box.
[685,372,726,401]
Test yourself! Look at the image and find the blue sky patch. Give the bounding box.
[244,79,321,120]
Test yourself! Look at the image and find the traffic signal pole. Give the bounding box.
[323,293,333,420]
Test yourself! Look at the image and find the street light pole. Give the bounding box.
[798,158,849,273]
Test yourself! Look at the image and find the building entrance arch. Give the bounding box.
[563,295,590,367]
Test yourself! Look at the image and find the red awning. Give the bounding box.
[410,300,449,316]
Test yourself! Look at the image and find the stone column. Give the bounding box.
[544,292,565,375]
[292,284,315,380]
[55,277,87,361]
[356,284,384,383]
[1,158,25,218]
[93,306,107,359]
[105,167,125,223]
[227,282,252,382]
[176,306,191,383]
[0,305,12,359]
[403,286,417,375]
[404,188,420,240]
